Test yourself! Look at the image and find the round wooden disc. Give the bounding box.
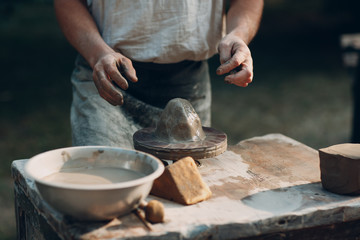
[133,127,227,160]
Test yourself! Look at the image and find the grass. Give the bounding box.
[0,1,355,239]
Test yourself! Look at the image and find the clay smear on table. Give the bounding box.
[42,167,145,185]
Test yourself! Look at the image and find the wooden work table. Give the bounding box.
[12,134,360,239]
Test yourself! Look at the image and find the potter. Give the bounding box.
[54,0,263,149]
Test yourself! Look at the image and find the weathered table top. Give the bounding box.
[12,134,360,239]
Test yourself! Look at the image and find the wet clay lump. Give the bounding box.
[155,98,205,143]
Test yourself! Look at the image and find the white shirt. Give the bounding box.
[88,0,225,63]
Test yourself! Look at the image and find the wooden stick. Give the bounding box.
[133,208,153,231]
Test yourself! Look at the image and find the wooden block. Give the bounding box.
[150,157,212,205]
[319,143,360,194]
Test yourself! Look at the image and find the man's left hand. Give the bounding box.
[216,32,253,87]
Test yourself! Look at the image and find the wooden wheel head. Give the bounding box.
[133,127,227,160]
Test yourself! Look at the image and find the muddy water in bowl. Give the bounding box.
[25,146,164,221]
[42,167,145,185]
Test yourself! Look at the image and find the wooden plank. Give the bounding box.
[239,219,360,240]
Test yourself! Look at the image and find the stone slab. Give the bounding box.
[12,134,360,239]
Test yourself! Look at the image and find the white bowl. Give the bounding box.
[25,146,164,221]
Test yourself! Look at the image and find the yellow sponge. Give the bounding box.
[151,157,212,205]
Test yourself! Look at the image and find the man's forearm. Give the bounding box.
[227,0,264,44]
[54,0,114,68]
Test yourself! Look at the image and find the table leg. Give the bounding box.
[14,184,61,240]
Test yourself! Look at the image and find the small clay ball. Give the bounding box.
[145,200,165,223]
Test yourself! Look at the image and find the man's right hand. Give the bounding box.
[54,0,138,106]
[92,52,138,106]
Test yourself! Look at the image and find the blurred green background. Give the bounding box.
[1,0,359,239]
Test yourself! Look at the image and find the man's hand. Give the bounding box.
[54,0,138,106]
[216,0,263,87]
[216,32,253,87]
[92,52,138,106]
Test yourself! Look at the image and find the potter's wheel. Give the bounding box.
[133,98,227,160]
[133,127,227,160]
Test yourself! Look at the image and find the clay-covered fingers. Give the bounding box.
[217,41,232,65]
[117,58,138,84]
[224,58,253,87]
[216,40,253,87]
[104,59,129,91]
[92,53,138,106]
[93,70,124,105]
[216,42,250,75]
[216,34,254,87]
